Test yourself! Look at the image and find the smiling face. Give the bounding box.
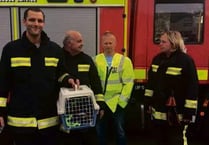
[64,31,83,56]
[23,9,45,40]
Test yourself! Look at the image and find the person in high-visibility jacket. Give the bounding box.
[144,31,198,145]
[0,8,79,145]
[94,31,134,145]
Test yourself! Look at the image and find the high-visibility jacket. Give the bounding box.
[0,31,72,133]
[144,50,198,122]
[94,53,134,112]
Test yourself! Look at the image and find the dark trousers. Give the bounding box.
[58,127,98,145]
[11,128,58,145]
[96,105,126,145]
[151,121,187,145]
[0,127,14,145]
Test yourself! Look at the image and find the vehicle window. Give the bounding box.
[154,0,204,44]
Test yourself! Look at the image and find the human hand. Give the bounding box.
[146,105,152,114]
[75,79,80,89]
[99,110,104,119]
[0,117,5,133]
[68,78,80,90]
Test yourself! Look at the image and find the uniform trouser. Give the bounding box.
[11,127,58,145]
[151,120,188,145]
[96,105,126,145]
[58,127,98,145]
[0,126,14,145]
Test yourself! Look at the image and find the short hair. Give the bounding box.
[63,35,73,46]
[102,31,115,37]
[101,31,117,43]
[23,7,45,21]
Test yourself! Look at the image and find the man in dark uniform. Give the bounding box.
[58,30,104,145]
[0,8,78,145]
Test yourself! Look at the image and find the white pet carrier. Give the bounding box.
[57,85,100,132]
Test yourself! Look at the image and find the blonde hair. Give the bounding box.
[161,31,186,53]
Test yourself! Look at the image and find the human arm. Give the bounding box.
[182,56,198,123]
[89,58,106,110]
[144,59,157,113]
[57,48,80,89]
[0,43,11,128]
[0,117,5,128]
[118,57,135,109]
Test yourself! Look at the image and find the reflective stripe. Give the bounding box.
[101,80,121,85]
[151,64,159,72]
[119,94,129,103]
[95,94,105,101]
[58,73,69,82]
[166,67,182,75]
[108,80,122,84]
[118,56,124,83]
[152,108,183,121]
[78,64,90,72]
[144,89,153,97]
[8,116,37,127]
[38,116,59,129]
[185,99,197,109]
[11,57,31,67]
[118,94,129,108]
[7,116,59,129]
[152,110,167,120]
[183,125,188,145]
[118,56,124,71]
[122,78,133,83]
[45,57,59,67]
[0,97,7,107]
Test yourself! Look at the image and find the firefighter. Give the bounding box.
[144,30,198,145]
[197,87,209,145]
[0,8,79,145]
[94,31,135,145]
[58,30,104,145]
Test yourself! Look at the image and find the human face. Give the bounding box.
[159,33,173,54]
[67,32,83,55]
[23,10,45,38]
[102,35,116,56]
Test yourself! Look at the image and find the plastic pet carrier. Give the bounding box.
[57,85,99,132]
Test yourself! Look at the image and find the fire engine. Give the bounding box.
[0,0,208,86]
[0,0,208,139]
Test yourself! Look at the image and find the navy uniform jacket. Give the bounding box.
[0,31,72,132]
[63,50,104,108]
[145,50,198,121]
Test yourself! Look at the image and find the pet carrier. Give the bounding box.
[57,85,99,132]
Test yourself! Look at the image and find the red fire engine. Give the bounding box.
[0,0,208,143]
[0,0,208,85]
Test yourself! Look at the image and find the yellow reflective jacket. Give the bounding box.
[94,53,134,112]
